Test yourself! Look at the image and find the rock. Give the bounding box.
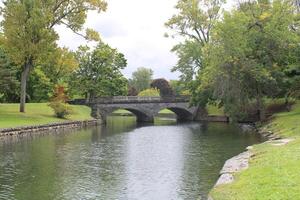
[215,173,234,186]
[220,151,252,174]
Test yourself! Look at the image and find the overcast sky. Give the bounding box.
[57,0,235,80]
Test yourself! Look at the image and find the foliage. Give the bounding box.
[165,0,225,84]
[71,43,128,99]
[0,45,18,102]
[193,0,300,120]
[48,85,72,118]
[127,86,138,96]
[170,80,188,95]
[150,78,174,97]
[129,67,153,92]
[1,0,107,112]
[138,88,160,97]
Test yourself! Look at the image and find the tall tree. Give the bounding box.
[130,67,153,92]
[1,0,107,112]
[72,43,128,99]
[165,0,225,84]
[195,0,300,120]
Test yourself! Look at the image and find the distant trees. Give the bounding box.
[150,79,173,97]
[0,46,18,102]
[127,86,138,96]
[129,67,153,92]
[72,43,128,100]
[1,0,107,112]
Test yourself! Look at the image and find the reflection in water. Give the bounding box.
[0,116,262,200]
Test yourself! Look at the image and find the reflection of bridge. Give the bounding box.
[70,96,206,123]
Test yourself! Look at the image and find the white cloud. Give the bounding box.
[57,0,235,80]
[57,0,180,80]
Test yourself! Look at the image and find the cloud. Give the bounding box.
[56,0,235,80]
[57,0,180,80]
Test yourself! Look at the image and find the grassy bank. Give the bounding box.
[210,101,300,200]
[0,103,93,129]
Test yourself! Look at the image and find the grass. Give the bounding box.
[210,101,300,200]
[0,103,92,129]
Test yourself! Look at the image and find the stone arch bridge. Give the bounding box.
[70,96,206,123]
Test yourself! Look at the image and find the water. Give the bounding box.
[0,116,262,200]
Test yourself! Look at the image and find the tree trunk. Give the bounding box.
[19,59,32,113]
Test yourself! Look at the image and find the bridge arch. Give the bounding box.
[160,107,194,121]
[75,96,205,124]
[92,105,155,123]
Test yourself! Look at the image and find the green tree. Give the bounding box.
[150,78,174,97]
[0,46,18,102]
[72,43,128,99]
[1,0,107,112]
[165,0,225,84]
[129,67,153,92]
[195,0,300,120]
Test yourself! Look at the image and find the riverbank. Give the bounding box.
[0,103,93,129]
[210,101,300,200]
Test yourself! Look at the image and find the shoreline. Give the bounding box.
[208,124,291,200]
[0,119,102,138]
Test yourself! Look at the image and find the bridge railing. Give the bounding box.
[69,96,191,105]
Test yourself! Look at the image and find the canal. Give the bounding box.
[0,116,262,200]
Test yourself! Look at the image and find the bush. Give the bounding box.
[48,85,72,118]
[48,102,72,119]
[150,78,173,97]
[138,88,160,97]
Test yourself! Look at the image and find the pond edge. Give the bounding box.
[0,119,102,138]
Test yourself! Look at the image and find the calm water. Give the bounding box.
[0,116,262,200]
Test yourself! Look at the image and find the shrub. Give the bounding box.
[150,78,173,97]
[48,102,72,118]
[138,88,160,97]
[48,85,72,118]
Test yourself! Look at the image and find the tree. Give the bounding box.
[165,0,225,84]
[194,0,300,121]
[1,0,107,112]
[151,79,174,97]
[127,86,138,96]
[130,67,153,92]
[72,43,128,99]
[170,80,188,95]
[0,46,18,102]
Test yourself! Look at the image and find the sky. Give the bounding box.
[57,0,235,80]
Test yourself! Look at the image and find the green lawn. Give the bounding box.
[0,103,92,129]
[210,101,300,200]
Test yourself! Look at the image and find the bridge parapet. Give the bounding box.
[88,95,191,104]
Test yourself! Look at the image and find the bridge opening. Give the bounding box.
[156,108,194,122]
[108,108,154,123]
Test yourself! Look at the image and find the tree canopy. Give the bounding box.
[72,43,128,99]
[129,67,153,92]
[1,0,107,112]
